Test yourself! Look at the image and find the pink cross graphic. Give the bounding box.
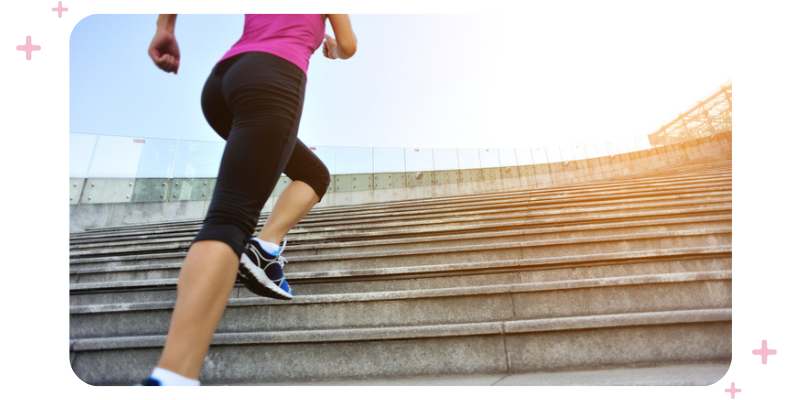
[752,339,777,364]
[725,382,741,399]
[52,2,68,18]
[16,36,41,60]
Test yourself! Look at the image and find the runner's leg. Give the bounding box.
[257,139,331,244]
[154,52,306,380]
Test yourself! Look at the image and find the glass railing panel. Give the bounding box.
[583,143,599,159]
[373,147,405,173]
[560,146,576,162]
[612,141,624,155]
[308,145,336,175]
[625,139,638,153]
[532,147,549,164]
[596,142,610,157]
[479,148,501,168]
[433,148,459,171]
[72,133,673,181]
[498,148,519,167]
[635,137,653,151]
[604,141,622,156]
[572,145,588,161]
[86,135,146,178]
[172,140,225,178]
[70,132,97,178]
[457,148,481,169]
[545,147,563,163]
[334,146,372,174]
[135,138,178,178]
[405,147,434,172]
[515,148,534,165]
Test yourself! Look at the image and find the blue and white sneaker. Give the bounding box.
[238,238,294,300]
[136,377,161,386]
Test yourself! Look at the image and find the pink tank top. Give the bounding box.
[219,14,326,75]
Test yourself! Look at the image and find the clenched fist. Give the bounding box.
[148,28,180,74]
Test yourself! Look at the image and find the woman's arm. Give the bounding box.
[322,14,357,60]
[148,14,181,74]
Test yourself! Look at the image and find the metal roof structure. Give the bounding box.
[648,80,732,146]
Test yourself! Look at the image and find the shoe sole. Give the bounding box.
[238,253,293,300]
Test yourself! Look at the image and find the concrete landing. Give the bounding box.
[234,362,729,386]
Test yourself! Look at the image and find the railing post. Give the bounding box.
[170,139,180,179]
[84,134,100,178]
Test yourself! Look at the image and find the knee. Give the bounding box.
[312,165,331,201]
[299,164,330,202]
[194,197,261,256]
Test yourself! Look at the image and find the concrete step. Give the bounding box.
[286,203,732,242]
[67,149,734,385]
[611,160,730,181]
[71,168,729,236]
[70,270,731,339]
[69,229,731,282]
[69,173,730,241]
[311,171,730,214]
[274,198,733,236]
[232,362,730,386]
[286,205,731,244]
[69,197,732,252]
[69,197,733,262]
[68,189,731,255]
[289,191,732,230]
[70,213,732,259]
[69,205,733,275]
[69,204,733,263]
[268,175,731,224]
[70,246,732,306]
[302,172,731,215]
[70,308,732,385]
[69,190,732,248]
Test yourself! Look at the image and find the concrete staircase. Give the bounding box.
[69,148,732,385]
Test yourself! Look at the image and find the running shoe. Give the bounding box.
[238,238,294,300]
[136,377,161,386]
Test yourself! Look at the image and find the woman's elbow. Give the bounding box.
[340,48,356,59]
[339,39,357,59]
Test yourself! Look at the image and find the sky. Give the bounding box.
[69,9,732,176]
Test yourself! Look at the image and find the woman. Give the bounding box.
[140,14,357,386]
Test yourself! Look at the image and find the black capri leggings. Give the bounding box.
[192,52,331,256]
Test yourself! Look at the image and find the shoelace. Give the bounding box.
[273,238,288,268]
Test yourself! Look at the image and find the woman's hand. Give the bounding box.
[324,15,357,60]
[322,34,338,59]
[148,15,180,74]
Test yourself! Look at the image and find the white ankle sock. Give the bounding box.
[150,367,200,386]
[252,237,280,255]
